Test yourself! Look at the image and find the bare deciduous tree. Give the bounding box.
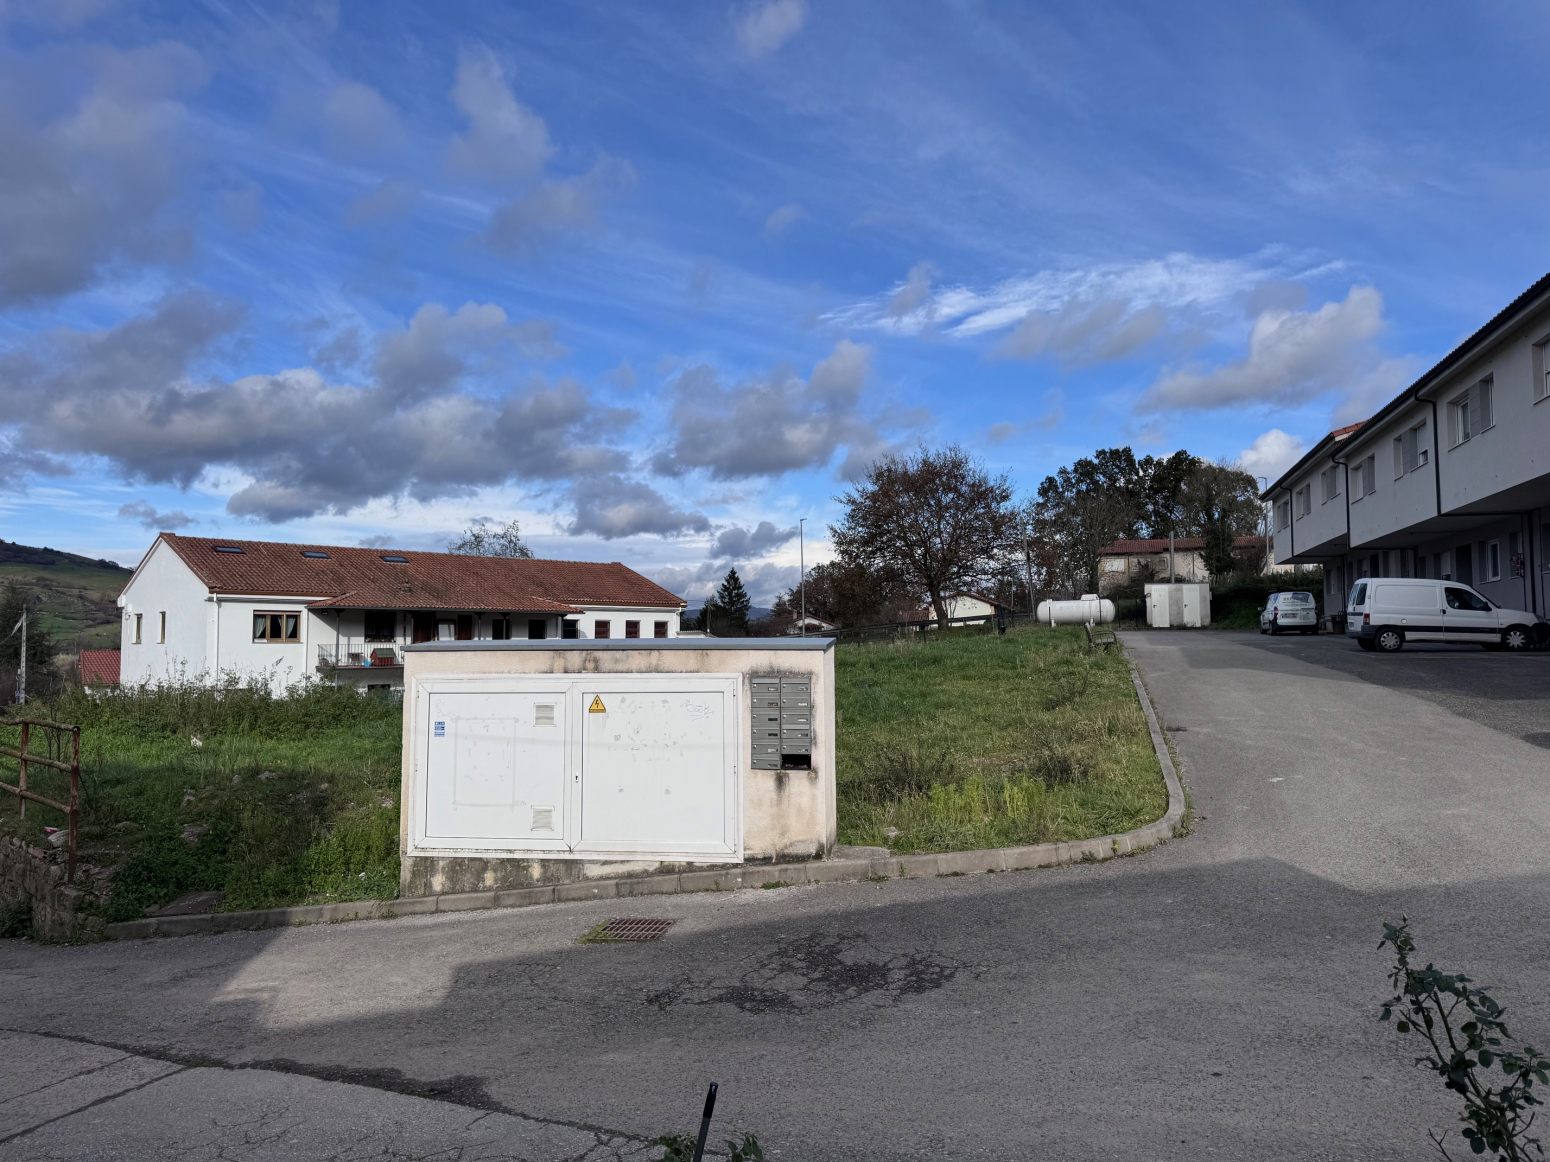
[447,519,534,559]
[831,445,1015,631]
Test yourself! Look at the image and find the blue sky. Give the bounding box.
[1,0,1547,602]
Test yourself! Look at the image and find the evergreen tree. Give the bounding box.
[713,569,752,636]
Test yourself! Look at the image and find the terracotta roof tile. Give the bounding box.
[79,650,120,685]
[153,535,685,612]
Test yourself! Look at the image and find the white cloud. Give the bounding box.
[651,339,886,481]
[887,261,935,319]
[482,157,636,256]
[567,475,709,539]
[1141,285,1386,411]
[321,81,404,161]
[445,48,553,183]
[344,178,418,226]
[736,0,806,58]
[1237,429,1307,483]
[118,499,196,530]
[763,203,802,238]
[711,520,798,559]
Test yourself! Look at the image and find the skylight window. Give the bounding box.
[301,551,330,559]
[213,545,244,554]
[380,554,409,563]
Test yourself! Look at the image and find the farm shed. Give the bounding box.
[399,637,836,895]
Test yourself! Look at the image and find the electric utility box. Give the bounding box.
[400,638,835,896]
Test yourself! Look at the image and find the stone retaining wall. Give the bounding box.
[0,836,110,942]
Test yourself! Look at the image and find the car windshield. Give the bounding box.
[1281,592,1314,604]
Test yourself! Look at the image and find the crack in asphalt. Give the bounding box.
[0,1025,657,1154]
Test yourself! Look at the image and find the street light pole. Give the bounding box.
[799,518,806,637]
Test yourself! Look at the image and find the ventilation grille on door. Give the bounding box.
[535,703,555,726]
[532,805,555,830]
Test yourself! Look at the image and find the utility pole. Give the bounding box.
[16,606,25,705]
[1023,536,1035,620]
[1256,476,1270,574]
[798,518,807,637]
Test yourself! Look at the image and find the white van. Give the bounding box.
[1345,577,1546,652]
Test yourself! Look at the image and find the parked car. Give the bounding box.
[1345,577,1547,652]
[1260,591,1319,635]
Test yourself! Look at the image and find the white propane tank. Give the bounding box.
[1036,594,1116,626]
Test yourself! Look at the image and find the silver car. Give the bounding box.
[1261,591,1318,635]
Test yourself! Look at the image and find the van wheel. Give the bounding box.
[1375,628,1404,652]
[1357,638,1377,652]
[1503,625,1532,651]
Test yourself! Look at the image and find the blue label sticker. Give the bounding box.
[433,721,445,737]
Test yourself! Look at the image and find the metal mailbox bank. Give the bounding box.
[399,637,836,896]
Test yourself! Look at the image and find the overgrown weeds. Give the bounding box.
[0,899,31,938]
[837,626,1164,853]
[0,674,401,920]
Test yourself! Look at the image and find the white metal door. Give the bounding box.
[424,690,568,843]
[579,684,737,856]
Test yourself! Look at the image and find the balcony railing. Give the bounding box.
[317,640,403,669]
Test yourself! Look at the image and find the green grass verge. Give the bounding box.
[0,680,401,922]
[2,625,1169,920]
[836,626,1166,853]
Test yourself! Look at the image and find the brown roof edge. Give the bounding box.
[1260,422,1366,500]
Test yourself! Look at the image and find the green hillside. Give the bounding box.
[0,540,133,652]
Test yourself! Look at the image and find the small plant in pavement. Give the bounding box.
[1380,916,1549,1160]
[652,1131,765,1161]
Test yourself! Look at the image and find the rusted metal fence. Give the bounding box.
[0,718,81,882]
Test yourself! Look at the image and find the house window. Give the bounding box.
[1535,338,1550,403]
[158,612,166,644]
[456,614,473,641]
[654,620,668,638]
[1103,557,1126,572]
[491,617,511,640]
[364,610,396,642]
[1295,484,1311,518]
[1360,456,1375,497]
[435,620,455,641]
[625,620,641,639]
[527,618,546,640]
[1486,539,1501,582]
[561,619,579,639]
[1508,532,1524,578]
[1275,499,1291,530]
[594,620,611,639]
[1448,377,1493,446]
[1320,468,1340,503]
[133,613,142,644]
[253,613,300,642]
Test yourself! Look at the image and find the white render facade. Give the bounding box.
[1266,274,1550,625]
[116,536,686,692]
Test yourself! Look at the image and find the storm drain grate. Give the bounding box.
[580,918,676,944]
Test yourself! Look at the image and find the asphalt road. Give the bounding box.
[5,630,1550,1161]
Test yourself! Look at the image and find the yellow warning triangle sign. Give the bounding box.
[588,695,606,713]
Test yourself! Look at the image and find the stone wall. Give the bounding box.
[0,836,110,942]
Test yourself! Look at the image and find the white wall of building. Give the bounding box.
[117,541,211,686]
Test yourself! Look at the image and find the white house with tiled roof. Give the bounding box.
[116,534,687,691]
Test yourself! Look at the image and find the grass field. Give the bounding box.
[0,539,132,651]
[0,626,1167,926]
[836,626,1166,853]
[0,681,401,923]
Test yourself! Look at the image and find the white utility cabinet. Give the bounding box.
[412,674,741,863]
[1144,582,1212,628]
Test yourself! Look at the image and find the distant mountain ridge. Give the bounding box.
[0,539,131,574]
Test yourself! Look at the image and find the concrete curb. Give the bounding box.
[104,659,1187,941]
